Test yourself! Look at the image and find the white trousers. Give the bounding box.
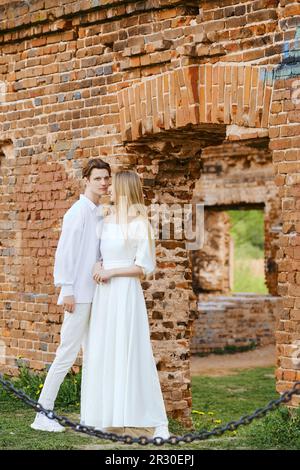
[38,303,92,410]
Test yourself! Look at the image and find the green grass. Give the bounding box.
[1,366,299,450]
[192,367,277,426]
[228,209,268,294]
[233,262,268,294]
[0,388,94,450]
[228,210,264,252]
[13,362,82,408]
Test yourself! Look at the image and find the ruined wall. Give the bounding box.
[191,210,232,294]
[189,139,281,352]
[191,139,281,295]
[191,293,278,354]
[0,0,300,423]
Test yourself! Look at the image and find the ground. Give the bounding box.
[191,344,276,377]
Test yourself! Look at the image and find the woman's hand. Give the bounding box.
[94,268,115,284]
[93,262,115,284]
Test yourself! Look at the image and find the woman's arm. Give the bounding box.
[93,263,144,283]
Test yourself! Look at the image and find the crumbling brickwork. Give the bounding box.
[192,139,281,295]
[189,140,281,352]
[1,0,300,425]
[191,293,279,353]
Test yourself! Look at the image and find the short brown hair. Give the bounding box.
[82,158,111,179]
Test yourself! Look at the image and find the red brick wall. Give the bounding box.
[0,0,300,424]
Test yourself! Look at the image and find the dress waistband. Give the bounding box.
[102,259,134,269]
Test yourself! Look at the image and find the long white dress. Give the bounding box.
[80,217,169,428]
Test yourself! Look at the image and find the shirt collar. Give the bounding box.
[80,194,99,212]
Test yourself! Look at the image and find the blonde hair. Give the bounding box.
[112,170,154,256]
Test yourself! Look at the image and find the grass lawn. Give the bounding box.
[0,366,299,450]
[228,209,268,295]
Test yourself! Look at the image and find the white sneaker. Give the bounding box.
[30,412,65,433]
[153,425,170,440]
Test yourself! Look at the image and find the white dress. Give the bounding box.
[80,217,169,428]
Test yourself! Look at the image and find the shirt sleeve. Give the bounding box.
[134,219,156,277]
[95,208,104,263]
[53,206,84,298]
[96,239,102,263]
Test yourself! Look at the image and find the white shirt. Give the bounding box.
[54,194,103,305]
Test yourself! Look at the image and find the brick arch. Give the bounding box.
[117,64,275,142]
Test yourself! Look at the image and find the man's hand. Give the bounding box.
[93,261,103,281]
[63,295,75,313]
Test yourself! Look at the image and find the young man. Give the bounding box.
[30,158,111,432]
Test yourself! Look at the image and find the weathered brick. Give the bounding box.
[0,0,300,429]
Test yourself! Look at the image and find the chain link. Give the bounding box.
[1,373,300,446]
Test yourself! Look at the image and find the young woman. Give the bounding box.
[80,170,170,440]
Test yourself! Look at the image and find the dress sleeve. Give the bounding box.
[53,206,84,297]
[134,219,156,277]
